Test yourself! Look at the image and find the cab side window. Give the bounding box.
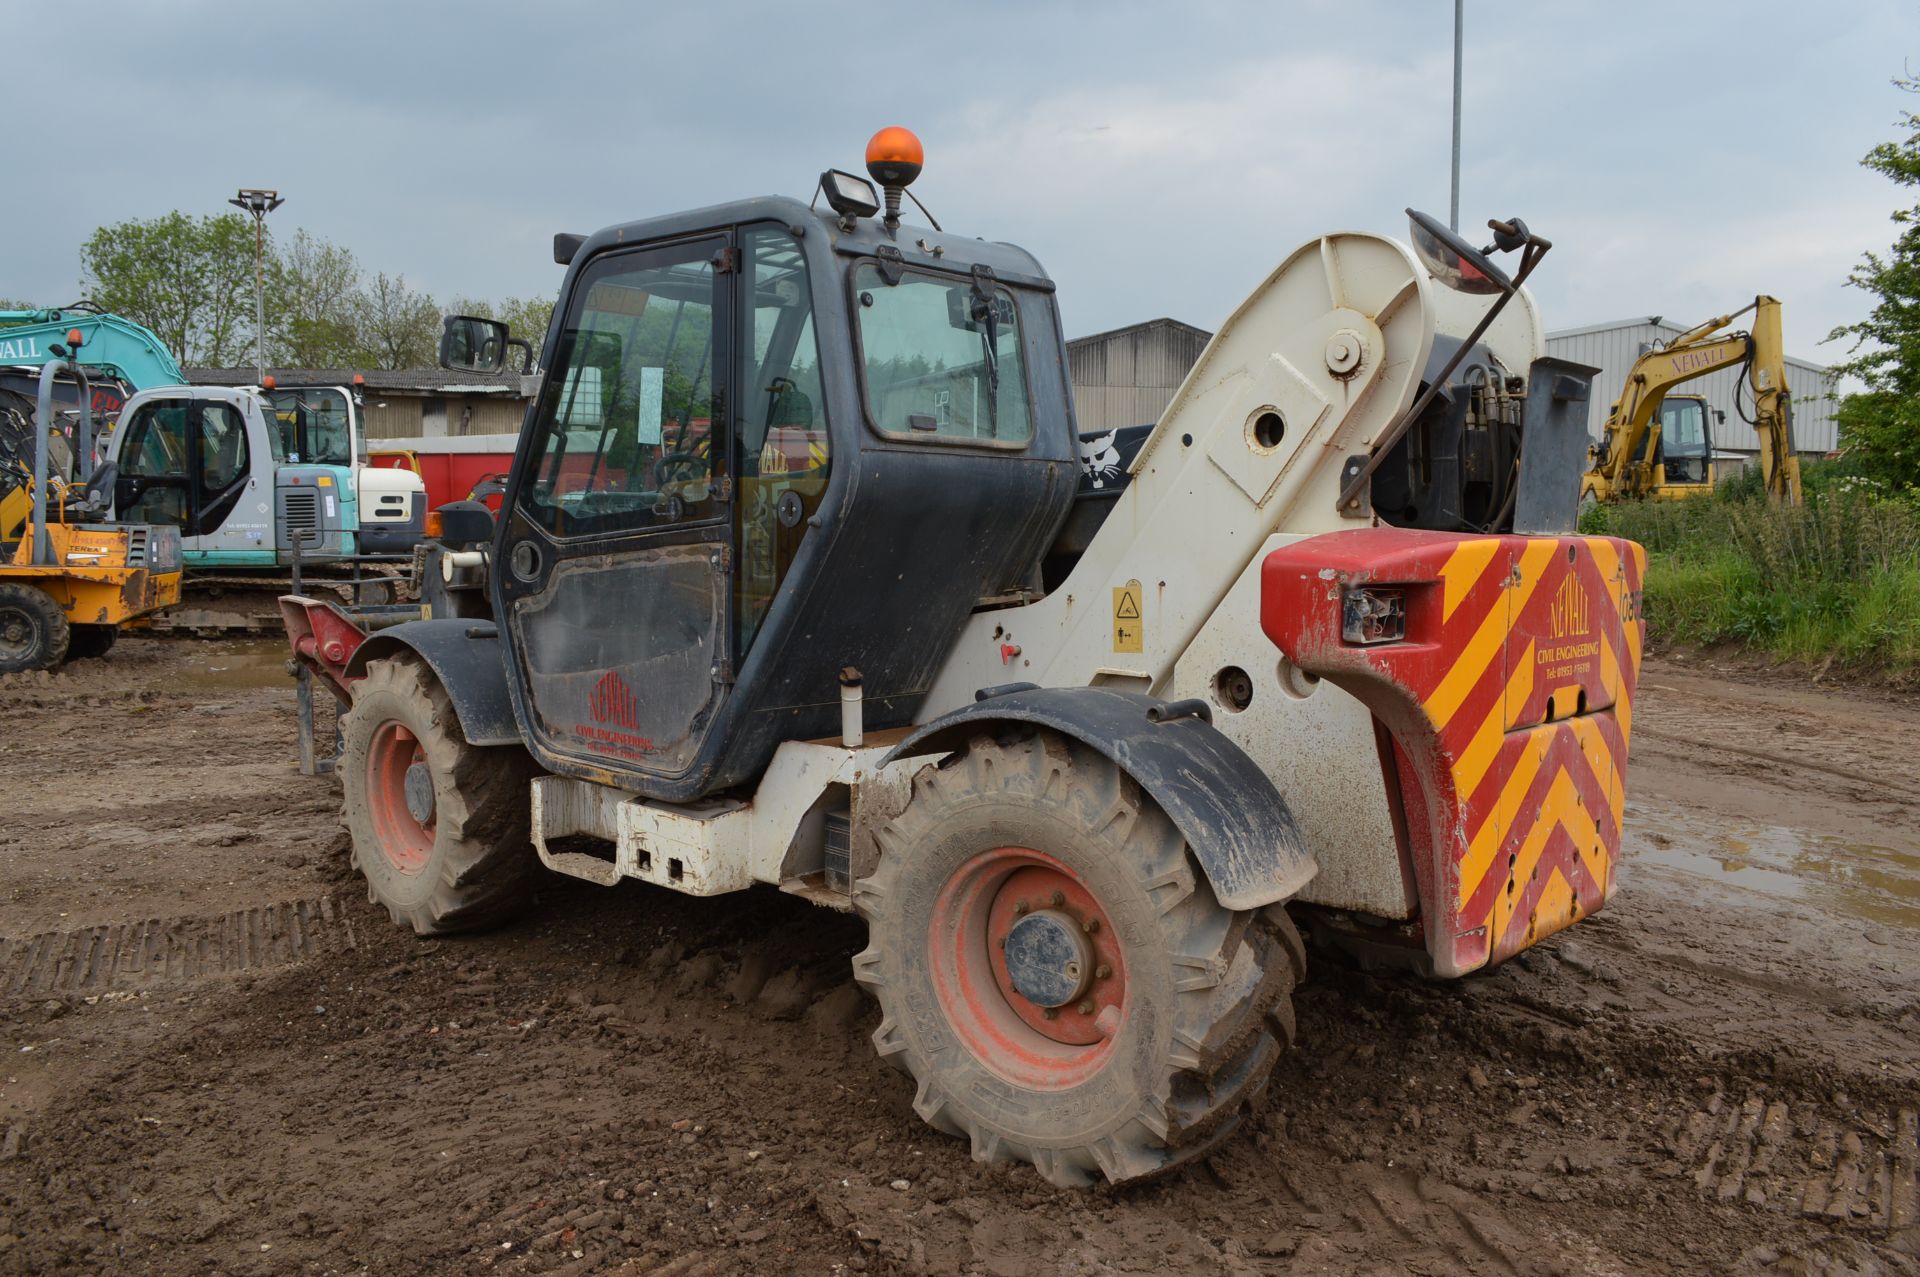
[199,402,250,491]
[735,224,829,656]
[123,402,190,477]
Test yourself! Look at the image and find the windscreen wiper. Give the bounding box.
[970,281,1000,439]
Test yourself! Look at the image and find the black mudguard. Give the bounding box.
[883,686,1317,911]
[345,619,520,747]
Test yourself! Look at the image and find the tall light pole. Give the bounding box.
[1450,0,1463,231]
[228,188,284,384]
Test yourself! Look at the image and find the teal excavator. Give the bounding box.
[1,305,426,627]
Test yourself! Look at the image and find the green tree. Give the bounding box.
[361,272,442,370]
[80,211,259,365]
[269,230,368,367]
[496,295,555,346]
[1828,75,1920,492]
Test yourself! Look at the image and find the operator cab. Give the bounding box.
[1630,394,1714,487]
[113,388,285,541]
[442,129,1077,801]
[261,383,358,466]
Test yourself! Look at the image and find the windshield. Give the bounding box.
[1660,398,1707,455]
[1657,397,1710,484]
[264,387,352,465]
[853,263,1031,445]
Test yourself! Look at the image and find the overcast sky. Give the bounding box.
[7,0,1915,366]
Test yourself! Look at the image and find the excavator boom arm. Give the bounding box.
[0,310,188,391]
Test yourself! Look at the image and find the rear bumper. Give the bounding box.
[1260,528,1646,978]
[358,495,427,555]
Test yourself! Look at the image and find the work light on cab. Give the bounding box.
[819,169,881,225]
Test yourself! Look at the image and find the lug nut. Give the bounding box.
[1077,1000,1093,1015]
[1013,902,1029,916]
[1042,1007,1058,1020]
[1050,890,1065,908]
[1095,963,1111,980]
[1084,917,1100,934]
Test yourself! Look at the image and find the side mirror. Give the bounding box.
[440,315,510,374]
[1407,209,1513,295]
[434,499,495,548]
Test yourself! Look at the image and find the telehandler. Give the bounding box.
[284,129,1645,1187]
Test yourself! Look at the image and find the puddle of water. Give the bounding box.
[1631,820,1920,929]
[145,638,295,693]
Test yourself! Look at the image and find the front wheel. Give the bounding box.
[853,731,1302,1187]
[0,583,70,674]
[340,656,538,935]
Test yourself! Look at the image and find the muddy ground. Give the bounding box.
[0,639,1913,1276]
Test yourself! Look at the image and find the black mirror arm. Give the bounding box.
[1334,231,1553,516]
[507,337,537,375]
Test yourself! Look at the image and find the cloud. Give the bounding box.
[4,0,1914,376]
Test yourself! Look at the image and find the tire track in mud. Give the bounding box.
[0,896,352,998]
[1673,1094,1920,1238]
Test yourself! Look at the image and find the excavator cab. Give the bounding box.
[1630,394,1715,489]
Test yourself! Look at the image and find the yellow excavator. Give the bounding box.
[0,333,181,672]
[1581,296,1802,505]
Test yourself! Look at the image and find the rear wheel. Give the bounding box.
[340,656,538,934]
[0,584,70,673]
[854,730,1302,1187]
[66,624,117,660]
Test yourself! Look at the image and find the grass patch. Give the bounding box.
[1582,463,1920,678]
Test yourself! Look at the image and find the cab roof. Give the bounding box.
[571,195,1056,291]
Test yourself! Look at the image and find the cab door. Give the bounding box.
[495,233,735,781]
[114,397,195,531]
[115,395,263,552]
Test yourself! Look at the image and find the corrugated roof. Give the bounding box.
[187,366,531,394]
[1545,318,1831,376]
[1066,317,1213,349]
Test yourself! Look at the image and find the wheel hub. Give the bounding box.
[365,721,435,874]
[403,761,435,825]
[1002,910,1092,1008]
[984,862,1126,1048]
[925,847,1131,1091]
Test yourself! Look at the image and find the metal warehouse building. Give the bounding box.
[1068,314,1839,458]
[1544,318,1839,457]
[1066,319,1211,434]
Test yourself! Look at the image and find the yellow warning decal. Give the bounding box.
[1113,580,1143,653]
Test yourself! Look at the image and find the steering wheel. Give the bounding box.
[651,452,706,488]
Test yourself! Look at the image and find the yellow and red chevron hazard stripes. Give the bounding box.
[1261,528,1646,977]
